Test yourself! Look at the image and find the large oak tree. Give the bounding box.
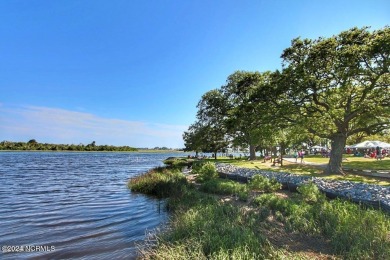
[222,71,276,160]
[280,26,390,174]
[186,89,229,159]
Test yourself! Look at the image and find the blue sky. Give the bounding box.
[1,0,389,148]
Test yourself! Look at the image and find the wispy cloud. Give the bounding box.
[0,104,187,148]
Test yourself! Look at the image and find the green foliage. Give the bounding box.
[163,157,193,168]
[248,174,282,193]
[280,26,390,174]
[0,140,138,152]
[184,89,229,157]
[193,161,218,182]
[296,182,325,203]
[132,164,390,259]
[221,71,279,159]
[142,188,272,259]
[128,167,187,198]
[185,26,390,175]
[27,139,37,145]
[183,122,207,154]
[253,192,390,259]
[199,179,249,201]
[190,160,205,172]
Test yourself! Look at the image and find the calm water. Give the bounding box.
[0,152,184,259]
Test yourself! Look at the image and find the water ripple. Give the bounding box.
[0,152,183,259]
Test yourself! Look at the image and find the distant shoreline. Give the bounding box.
[0,149,184,153]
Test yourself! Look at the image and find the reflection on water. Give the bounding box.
[0,152,182,259]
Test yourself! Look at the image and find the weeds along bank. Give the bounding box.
[128,161,390,259]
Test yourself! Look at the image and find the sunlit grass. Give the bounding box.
[135,167,390,259]
[140,181,318,259]
[128,167,188,197]
[253,190,390,259]
[199,178,249,201]
[205,157,390,186]
[291,155,390,170]
[342,157,390,170]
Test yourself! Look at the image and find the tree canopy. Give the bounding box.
[279,26,389,174]
[184,26,390,174]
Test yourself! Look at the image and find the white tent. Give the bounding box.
[350,140,390,149]
[311,145,325,149]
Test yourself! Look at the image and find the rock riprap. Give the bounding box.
[216,163,390,211]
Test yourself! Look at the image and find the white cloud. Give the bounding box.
[0,104,187,148]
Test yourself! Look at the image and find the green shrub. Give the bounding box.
[248,174,281,193]
[194,162,218,182]
[297,182,324,203]
[191,160,205,172]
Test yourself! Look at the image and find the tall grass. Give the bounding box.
[253,184,390,259]
[199,178,249,201]
[132,166,389,259]
[128,167,187,198]
[163,157,193,167]
[248,174,282,193]
[141,188,274,259]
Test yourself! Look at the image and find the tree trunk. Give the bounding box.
[249,144,256,160]
[214,151,217,160]
[325,133,346,175]
[280,144,284,167]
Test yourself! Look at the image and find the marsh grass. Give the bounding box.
[128,167,187,198]
[163,157,194,167]
[253,185,390,259]
[132,167,390,259]
[198,174,282,202]
[199,178,249,201]
[141,187,276,259]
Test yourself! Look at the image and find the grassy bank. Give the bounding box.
[129,167,187,198]
[128,163,390,259]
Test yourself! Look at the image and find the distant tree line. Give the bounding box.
[137,147,185,151]
[0,140,138,152]
[183,26,390,175]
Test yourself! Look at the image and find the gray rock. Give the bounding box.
[216,163,390,210]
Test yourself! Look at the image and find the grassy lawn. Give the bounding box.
[205,156,390,186]
[301,155,390,169]
[342,156,390,170]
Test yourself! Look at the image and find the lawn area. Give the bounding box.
[342,156,390,170]
[294,154,390,169]
[205,156,390,186]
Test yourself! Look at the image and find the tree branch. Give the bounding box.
[349,122,390,136]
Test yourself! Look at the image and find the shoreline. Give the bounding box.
[0,149,184,153]
[130,162,390,259]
